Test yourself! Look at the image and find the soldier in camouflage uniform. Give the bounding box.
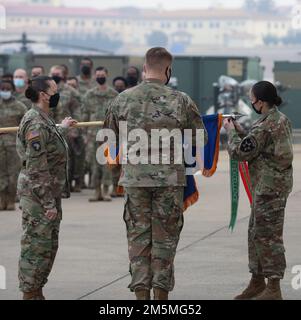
[16,76,77,300]
[82,67,118,201]
[14,69,32,110]
[77,58,97,188]
[224,81,293,300]
[104,47,207,300]
[0,80,27,210]
[50,66,84,192]
[76,57,97,96]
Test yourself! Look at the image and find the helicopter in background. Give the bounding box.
[0,32,113,73]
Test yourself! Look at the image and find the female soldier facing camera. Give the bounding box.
[16,76,77,300]
[224,81,293,300]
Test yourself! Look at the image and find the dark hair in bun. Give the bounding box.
[252,81,282,108]
[25,76,52,103]
[274,96,283,107]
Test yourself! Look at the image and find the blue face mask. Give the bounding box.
[0,91,12,100]
[14,78,25,88]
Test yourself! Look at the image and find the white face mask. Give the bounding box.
[0,91,12,100]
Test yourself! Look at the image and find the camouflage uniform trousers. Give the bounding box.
[67,134,86,184]
[112,165,122,190]
[91,142,112,189]
[18,196,62,292]
[124,186,184,292]
[0,145,20,196]
[248,193,287,279]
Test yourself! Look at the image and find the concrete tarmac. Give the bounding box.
[0,148,300,300]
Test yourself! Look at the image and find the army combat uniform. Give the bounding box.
[227,107,293,281]
[15,91,32,110]
[16,105,69,296]
[76,76,97,188]
[104,79,207,295]
[0,97,27,210]
[53,83,84,192]
[82,86,118,200]
[76,75,97,96]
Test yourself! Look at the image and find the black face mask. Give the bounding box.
[81,65,91,76]
[126,76,138,87]
[116,88,124,93]
[96,77,106,85]
[165,66,172,86]
[52,75,63,84]
[251,100,262,115]
[44,92,60,109]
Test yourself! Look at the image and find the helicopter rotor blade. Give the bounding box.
[46,41,113,54]
[0,39,37,45]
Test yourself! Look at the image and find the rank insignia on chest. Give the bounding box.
[31,141,41,151]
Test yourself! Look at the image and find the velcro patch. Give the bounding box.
[240,137,257,153]
[31,141,41,152]
[26,130,40,141]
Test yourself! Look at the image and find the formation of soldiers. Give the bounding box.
[0,48,294,301]
[0,57,140,209]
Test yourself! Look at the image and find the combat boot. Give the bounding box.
[135,289,151,300]
[23,290,40,300]
[253,278,283,300]
[38,288,45,300]
[234,274,266,300]
[102,185,112,202]
[73,180,82,193]
[153,288,169,300]
[89,186,103,202]
[111,187,118,198]
[0,193,7,210]
[6,194,16,211]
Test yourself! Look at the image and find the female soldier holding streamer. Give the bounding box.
[224,81,293,300]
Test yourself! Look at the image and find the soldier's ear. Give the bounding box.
[143,64,147,74]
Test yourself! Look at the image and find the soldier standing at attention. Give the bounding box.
[224,81,293,300]
[17,76,77,300]
[49,65,83,192]
[0,80,27,210]
[77,57,97,188]
[104,47,207,300]
[14,69,32,110]
[77,57,97,96]
[82,67,118,201]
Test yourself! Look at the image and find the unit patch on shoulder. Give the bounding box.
[31,140,41,152]
[240,137,257,153]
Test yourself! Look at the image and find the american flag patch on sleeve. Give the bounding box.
[26,130,40,141]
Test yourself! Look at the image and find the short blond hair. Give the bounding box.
[145,47,173,71]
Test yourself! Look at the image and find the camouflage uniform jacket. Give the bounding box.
[16,105,70,210]
[76,75,97,96]
[104,79,208,187]
[82,86,118,139]
[228,106,293,196]
[14,91,32,110]
[0,97,27,146]
[52,82,81,123]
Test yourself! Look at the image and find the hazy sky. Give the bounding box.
[65,0,297,10]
